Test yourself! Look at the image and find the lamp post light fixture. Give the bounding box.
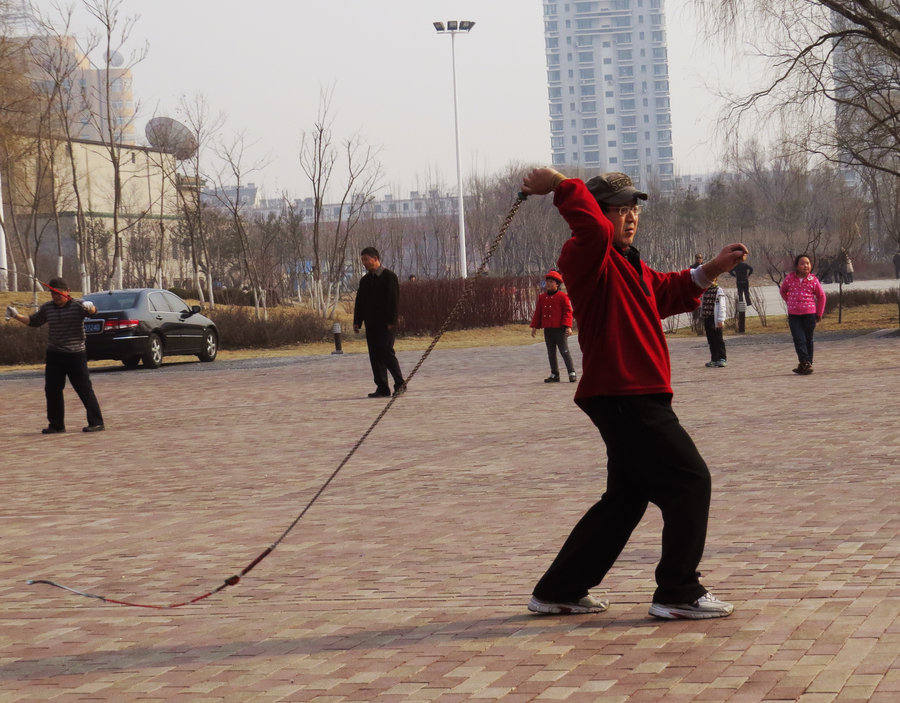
[433,19,475,279]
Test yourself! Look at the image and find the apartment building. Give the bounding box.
[543,0,675,192]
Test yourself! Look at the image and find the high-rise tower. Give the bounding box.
[543,0,674,192]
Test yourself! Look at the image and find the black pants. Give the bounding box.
[533,394,711,605]
[543,328,575,376]
[703,318,726,362]
[365,325,404,393]
[788,314,817,364]
[45,350,104,430]
[736,280,751,305]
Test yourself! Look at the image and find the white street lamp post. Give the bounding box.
[433,20,475,279]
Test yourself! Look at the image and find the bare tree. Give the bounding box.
[177,92,224,307]
[78,0,147,289]
[299,86,382,318]
[211,131,269,318]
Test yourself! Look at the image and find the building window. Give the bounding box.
[551,120,563,131]
[607,141,617,147]
[656,97,670,108]
[654,80,668,91]
[622,132,637,144]
[581,100,597,112]
[657,129,671,141]
[547,54,560,66]
[546,38,559,49]
[577,51,594,62]
[617,49,632,61]
[549,87,562,98]
[552,153,566,165]
[551,137,564,148]
[579,68,594,79]
[620,82,635,94]
[545,21,558,32]
[550,103,562,115]
[583,118,597,128]
[585,151,600,162]
[581,85,595,96]
[606,124,616,131]
[621,116,636,127]
[658,146,673,157]
[571,136,578,144]
[620,99,636,111]
[584,135,599,145]
[624,148,639,160]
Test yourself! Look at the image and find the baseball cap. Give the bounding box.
[585,172,648,206]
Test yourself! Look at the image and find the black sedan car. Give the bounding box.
[83,288,218,368]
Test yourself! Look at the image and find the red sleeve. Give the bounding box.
[647,268,702,319]
[554,180,614,295]
[530,294,543,329]
[560,292,574,327]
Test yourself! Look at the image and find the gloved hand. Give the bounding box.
[6,305,18,319]
[81,300,94,313]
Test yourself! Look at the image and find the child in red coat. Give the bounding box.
[530,270,577,382]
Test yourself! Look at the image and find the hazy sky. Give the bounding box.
[32,0,746,199]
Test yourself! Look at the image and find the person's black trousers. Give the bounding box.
[543,327,575,376]
[736,280,751,305]
[45,350,104,430]
[703,317,727,362]
[787,313,817,364]
[365,326,404,393]
[533,394,711,605]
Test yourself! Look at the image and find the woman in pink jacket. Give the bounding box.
[780,254,826,375]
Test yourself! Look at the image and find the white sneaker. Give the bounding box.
[528,593,609,615]
[649,592,734,620]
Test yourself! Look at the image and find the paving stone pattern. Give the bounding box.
[1,331,898,702]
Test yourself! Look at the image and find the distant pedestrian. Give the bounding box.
[407,274,418,282]
[530,270,577,383]
[690,254,705,330]
[690,253,704,269]
[893,251,900,279]
[780,254,826,375]
[353,247,406,398]
[729,260,754,307]
[701,278,727,368]
[5,277,105,433]
[838,248,854,284]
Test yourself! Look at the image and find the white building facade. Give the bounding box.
[543,0,675,192]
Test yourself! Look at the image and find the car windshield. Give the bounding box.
[85,292,140,311]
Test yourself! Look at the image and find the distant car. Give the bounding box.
[83,288,218,369]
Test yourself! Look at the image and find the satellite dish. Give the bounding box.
[145,116,198,161]
[107,50,124,67]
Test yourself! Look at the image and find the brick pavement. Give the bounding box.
[1,329,898,702]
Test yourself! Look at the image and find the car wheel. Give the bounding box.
[143,333,164,368]
[198,328,218,362]
[122,355,141,369]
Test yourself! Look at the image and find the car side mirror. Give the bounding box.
[190,305,201,315]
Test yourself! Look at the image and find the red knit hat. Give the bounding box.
[545,270,563,283]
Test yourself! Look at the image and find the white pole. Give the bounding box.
[449,32,467,279]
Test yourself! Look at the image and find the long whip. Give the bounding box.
[27,192,529,608]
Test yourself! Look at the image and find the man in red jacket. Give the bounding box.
[522,167,748,620]
[530,270,577,383]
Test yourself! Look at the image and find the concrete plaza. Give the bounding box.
[1,328,898,702]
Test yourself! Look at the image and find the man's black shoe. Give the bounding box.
[83,424,105,433]
[393,383,407,397]
[367,390,391,398]
[41,426,66,434]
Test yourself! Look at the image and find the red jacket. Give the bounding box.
[555,179,702,399]
[530,290,573,329]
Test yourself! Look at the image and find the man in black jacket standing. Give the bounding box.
[353,247,405,398]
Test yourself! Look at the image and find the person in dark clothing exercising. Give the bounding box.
[6,277,105,433]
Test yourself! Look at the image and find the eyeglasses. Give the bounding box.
[604,205,643,216]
